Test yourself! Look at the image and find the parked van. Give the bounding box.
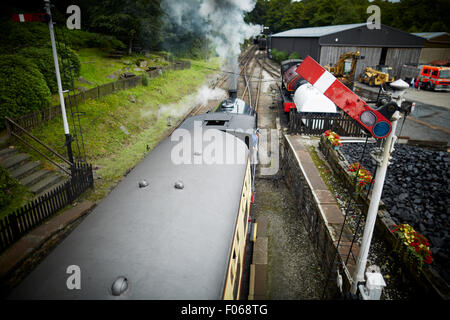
[417,65,450,91]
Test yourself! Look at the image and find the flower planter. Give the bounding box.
[392,224,433,283]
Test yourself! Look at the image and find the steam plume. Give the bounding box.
[161,0,260,90]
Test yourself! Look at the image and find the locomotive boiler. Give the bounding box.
[280,59,339,117]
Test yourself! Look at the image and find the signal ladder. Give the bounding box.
[53,22,87,163]
[321,135,380,299]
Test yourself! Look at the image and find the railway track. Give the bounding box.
[241,48,279,112]
[187,45,259,118]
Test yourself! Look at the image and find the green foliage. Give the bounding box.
[142,73,149,86]
[57,44,82,89]
[82,0,163,52]
[288,52,302,60]
[0,21,50,54]
[245,0,449,33]
[332,0,360,25]
[271,48,289,64]
[0,163,32,219]
[0,167,15,209]
[19,47,58,93]
[63,29,126,51]
[0,20,125,55]
[0,55,51,128]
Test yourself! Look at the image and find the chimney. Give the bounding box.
[228,88,237,99]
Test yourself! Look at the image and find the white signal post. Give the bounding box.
[44,0,74,164]
[350,80,409,296]
[350,110,399,294]
[296,56,410,299]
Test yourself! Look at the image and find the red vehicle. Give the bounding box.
[416,65,450,91]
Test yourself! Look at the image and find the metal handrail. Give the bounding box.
[5,116,72,175]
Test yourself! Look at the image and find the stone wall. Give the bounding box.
[281,135,358,298]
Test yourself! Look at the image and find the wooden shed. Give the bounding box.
[269,23,425,79]
[412,32,450,64]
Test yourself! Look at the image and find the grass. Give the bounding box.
[0,180,33,220]
[50,48,174,105]
[30,56,221,201]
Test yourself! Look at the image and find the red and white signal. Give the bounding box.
[12,13,49,23]
[296,56,392,139]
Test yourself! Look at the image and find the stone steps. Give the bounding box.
[29,173,65,195]
[0,147,17,158]
[19,168,52,187]
[0,144,69,200]
[0,153,31,170]
[10,161,41,179]
[34,178,68,200]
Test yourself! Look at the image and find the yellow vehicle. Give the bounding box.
[324,51,363,89]
[359,65,395,86]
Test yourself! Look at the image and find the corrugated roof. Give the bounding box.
[412,32,449,40]
[271,23,366,38]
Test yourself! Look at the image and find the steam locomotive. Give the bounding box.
[280,59,340,125]
[8,93,258,300]
[253,35,267,51]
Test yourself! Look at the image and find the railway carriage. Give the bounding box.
[9,108,257,299]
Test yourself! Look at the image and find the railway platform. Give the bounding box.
[283,134,359,293]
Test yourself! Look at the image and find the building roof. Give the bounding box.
[270,23,424,48]
[271,23,367,38]
[9,127,249,300]
[412,32,449,40]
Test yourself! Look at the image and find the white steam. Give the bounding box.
[161,0,261,89]
[154,85,227,120]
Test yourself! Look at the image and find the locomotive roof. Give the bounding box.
[9,127,249,300]
[215,97,255,116]
[180,113,256,134]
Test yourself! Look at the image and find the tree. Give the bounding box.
[90,13,140,54]
[332,0,361,25]
[80,0,162,52]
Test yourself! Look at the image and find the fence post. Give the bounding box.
[8,214,21,242]
[5,118,12,141]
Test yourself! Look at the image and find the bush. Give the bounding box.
[57,44,81,90]
[288,52,302,60]
[63,29,126,51]
[271,48,289,64]
[0,55,51,128]
[0,21,50,53]
[142,73,149,86]
[19,47,58,93]
[18,44,80,93]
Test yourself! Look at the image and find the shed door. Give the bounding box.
[385,48,421,79]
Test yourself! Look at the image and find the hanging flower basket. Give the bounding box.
[347,162,374,193]
[392,224,433,273]
[323,130,342,150]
